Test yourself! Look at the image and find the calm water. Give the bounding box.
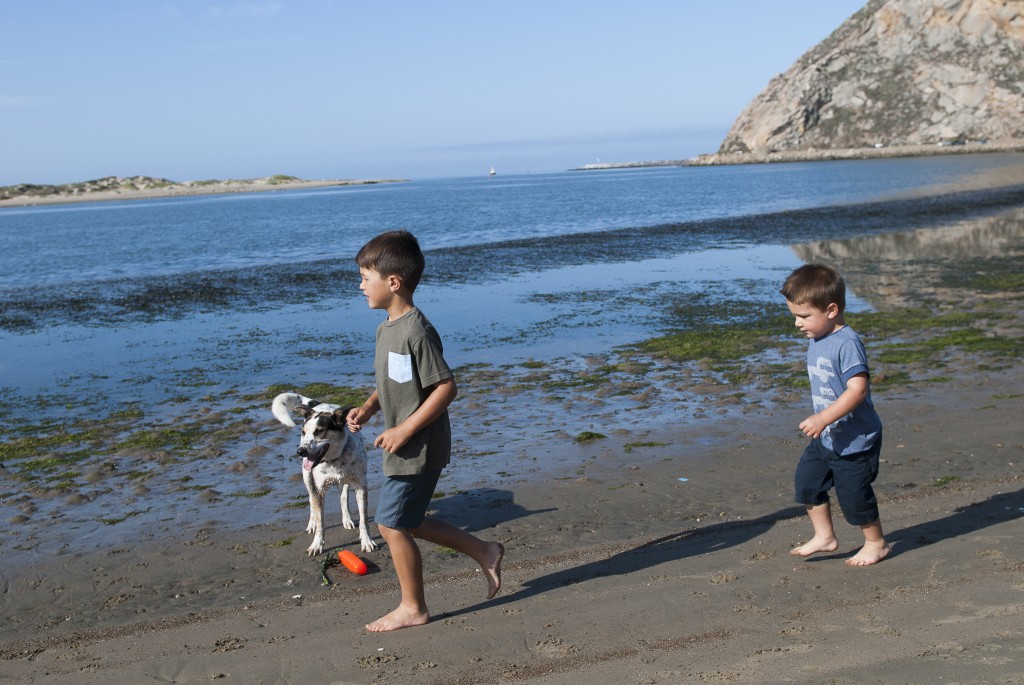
[2,153,1022,290]
[1,153,1024,417]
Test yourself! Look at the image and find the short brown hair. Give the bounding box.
[780,263,846,312]
[355,230,425,292]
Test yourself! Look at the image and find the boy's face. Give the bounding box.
[359,267,396,310]
[786,299,840,340]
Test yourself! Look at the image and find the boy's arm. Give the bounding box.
[346,390,381,433]
[800,372,869,439]
[373,378,457,453]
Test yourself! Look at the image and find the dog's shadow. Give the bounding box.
[427,488,557,533]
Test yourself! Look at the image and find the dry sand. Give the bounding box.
[1,357,1021,684]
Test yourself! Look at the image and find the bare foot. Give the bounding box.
[483,542,504,599]
[845,540,890,567]
[790,536,839,557]
[365,605,430,633]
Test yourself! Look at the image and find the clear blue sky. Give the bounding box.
[1,1,866,185]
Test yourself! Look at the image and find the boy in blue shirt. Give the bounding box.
[346,230,503,631]
[781,264,889,566]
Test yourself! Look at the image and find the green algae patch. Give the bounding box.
[2,421,122,477]
[878,330,1022,365]
[266,537,295,548]
[575,431,607,443]
[543,373,608,391]
[942,258,1024,293]
[116,427,201,452]
[255,383,369,407]
[99,509,148,525]
[846,309,976,339]
[631,313,791,364]
[624,441,668,453]
[235,488,272,498]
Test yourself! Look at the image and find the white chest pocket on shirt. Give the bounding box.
[388,352,414,384]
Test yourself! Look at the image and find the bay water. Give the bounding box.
[2,153,1024,421]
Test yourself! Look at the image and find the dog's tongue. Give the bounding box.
[300,443,330,471]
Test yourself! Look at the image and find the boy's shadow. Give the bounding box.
[446,487,1023,614]
[886,486,1024,557]
[446,506,806,618]
[804,487,1024,562]
[428,488,557,533]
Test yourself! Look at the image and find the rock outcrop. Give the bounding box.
[717,0,1024,155]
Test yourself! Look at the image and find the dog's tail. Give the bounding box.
[271,392,315,428]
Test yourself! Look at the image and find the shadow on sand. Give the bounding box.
[444,505,806,619]
[446,487,1023,616]
[886,487,1024,557]
[804,486,1024,562]
[426,488,557,533]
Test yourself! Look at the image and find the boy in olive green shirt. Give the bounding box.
[346,230,503,632]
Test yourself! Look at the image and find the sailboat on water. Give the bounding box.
[488,166,496,177]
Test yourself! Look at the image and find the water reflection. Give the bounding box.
[793,206,1024,308]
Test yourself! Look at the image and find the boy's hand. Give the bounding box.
[799,414,829,439]
[346,393,380,433]
[374,426,411,453]
[799,374,868,440]
[346,407,369,433]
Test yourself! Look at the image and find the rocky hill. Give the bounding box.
[716,0,1024,156]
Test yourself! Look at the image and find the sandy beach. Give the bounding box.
[1,345,1021,683]
[0,177,405,208]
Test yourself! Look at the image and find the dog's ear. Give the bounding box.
[332,406,353,426]
[296,404,316,419]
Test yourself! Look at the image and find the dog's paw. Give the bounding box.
[306,540,324,556]
[360,537,378,553]
[341,519,356,530]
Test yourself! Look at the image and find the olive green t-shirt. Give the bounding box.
[374,308,453,476]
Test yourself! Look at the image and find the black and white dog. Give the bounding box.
[271,392,377,555]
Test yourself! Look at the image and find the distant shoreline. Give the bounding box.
[0,177,407,208]
[570,139,1024,171]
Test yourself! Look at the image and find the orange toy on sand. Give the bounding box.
[338,549,368,575]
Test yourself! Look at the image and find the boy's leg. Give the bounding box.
[845,519,890,566]
[833,440,889,566]
[368,473,440,632]
[366,523,430,632]
[412,516,504,599]
[792,440,839,557]
[791,501,839,557]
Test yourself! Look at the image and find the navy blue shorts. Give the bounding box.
[374,470,441,530]
[794,437,882,526]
